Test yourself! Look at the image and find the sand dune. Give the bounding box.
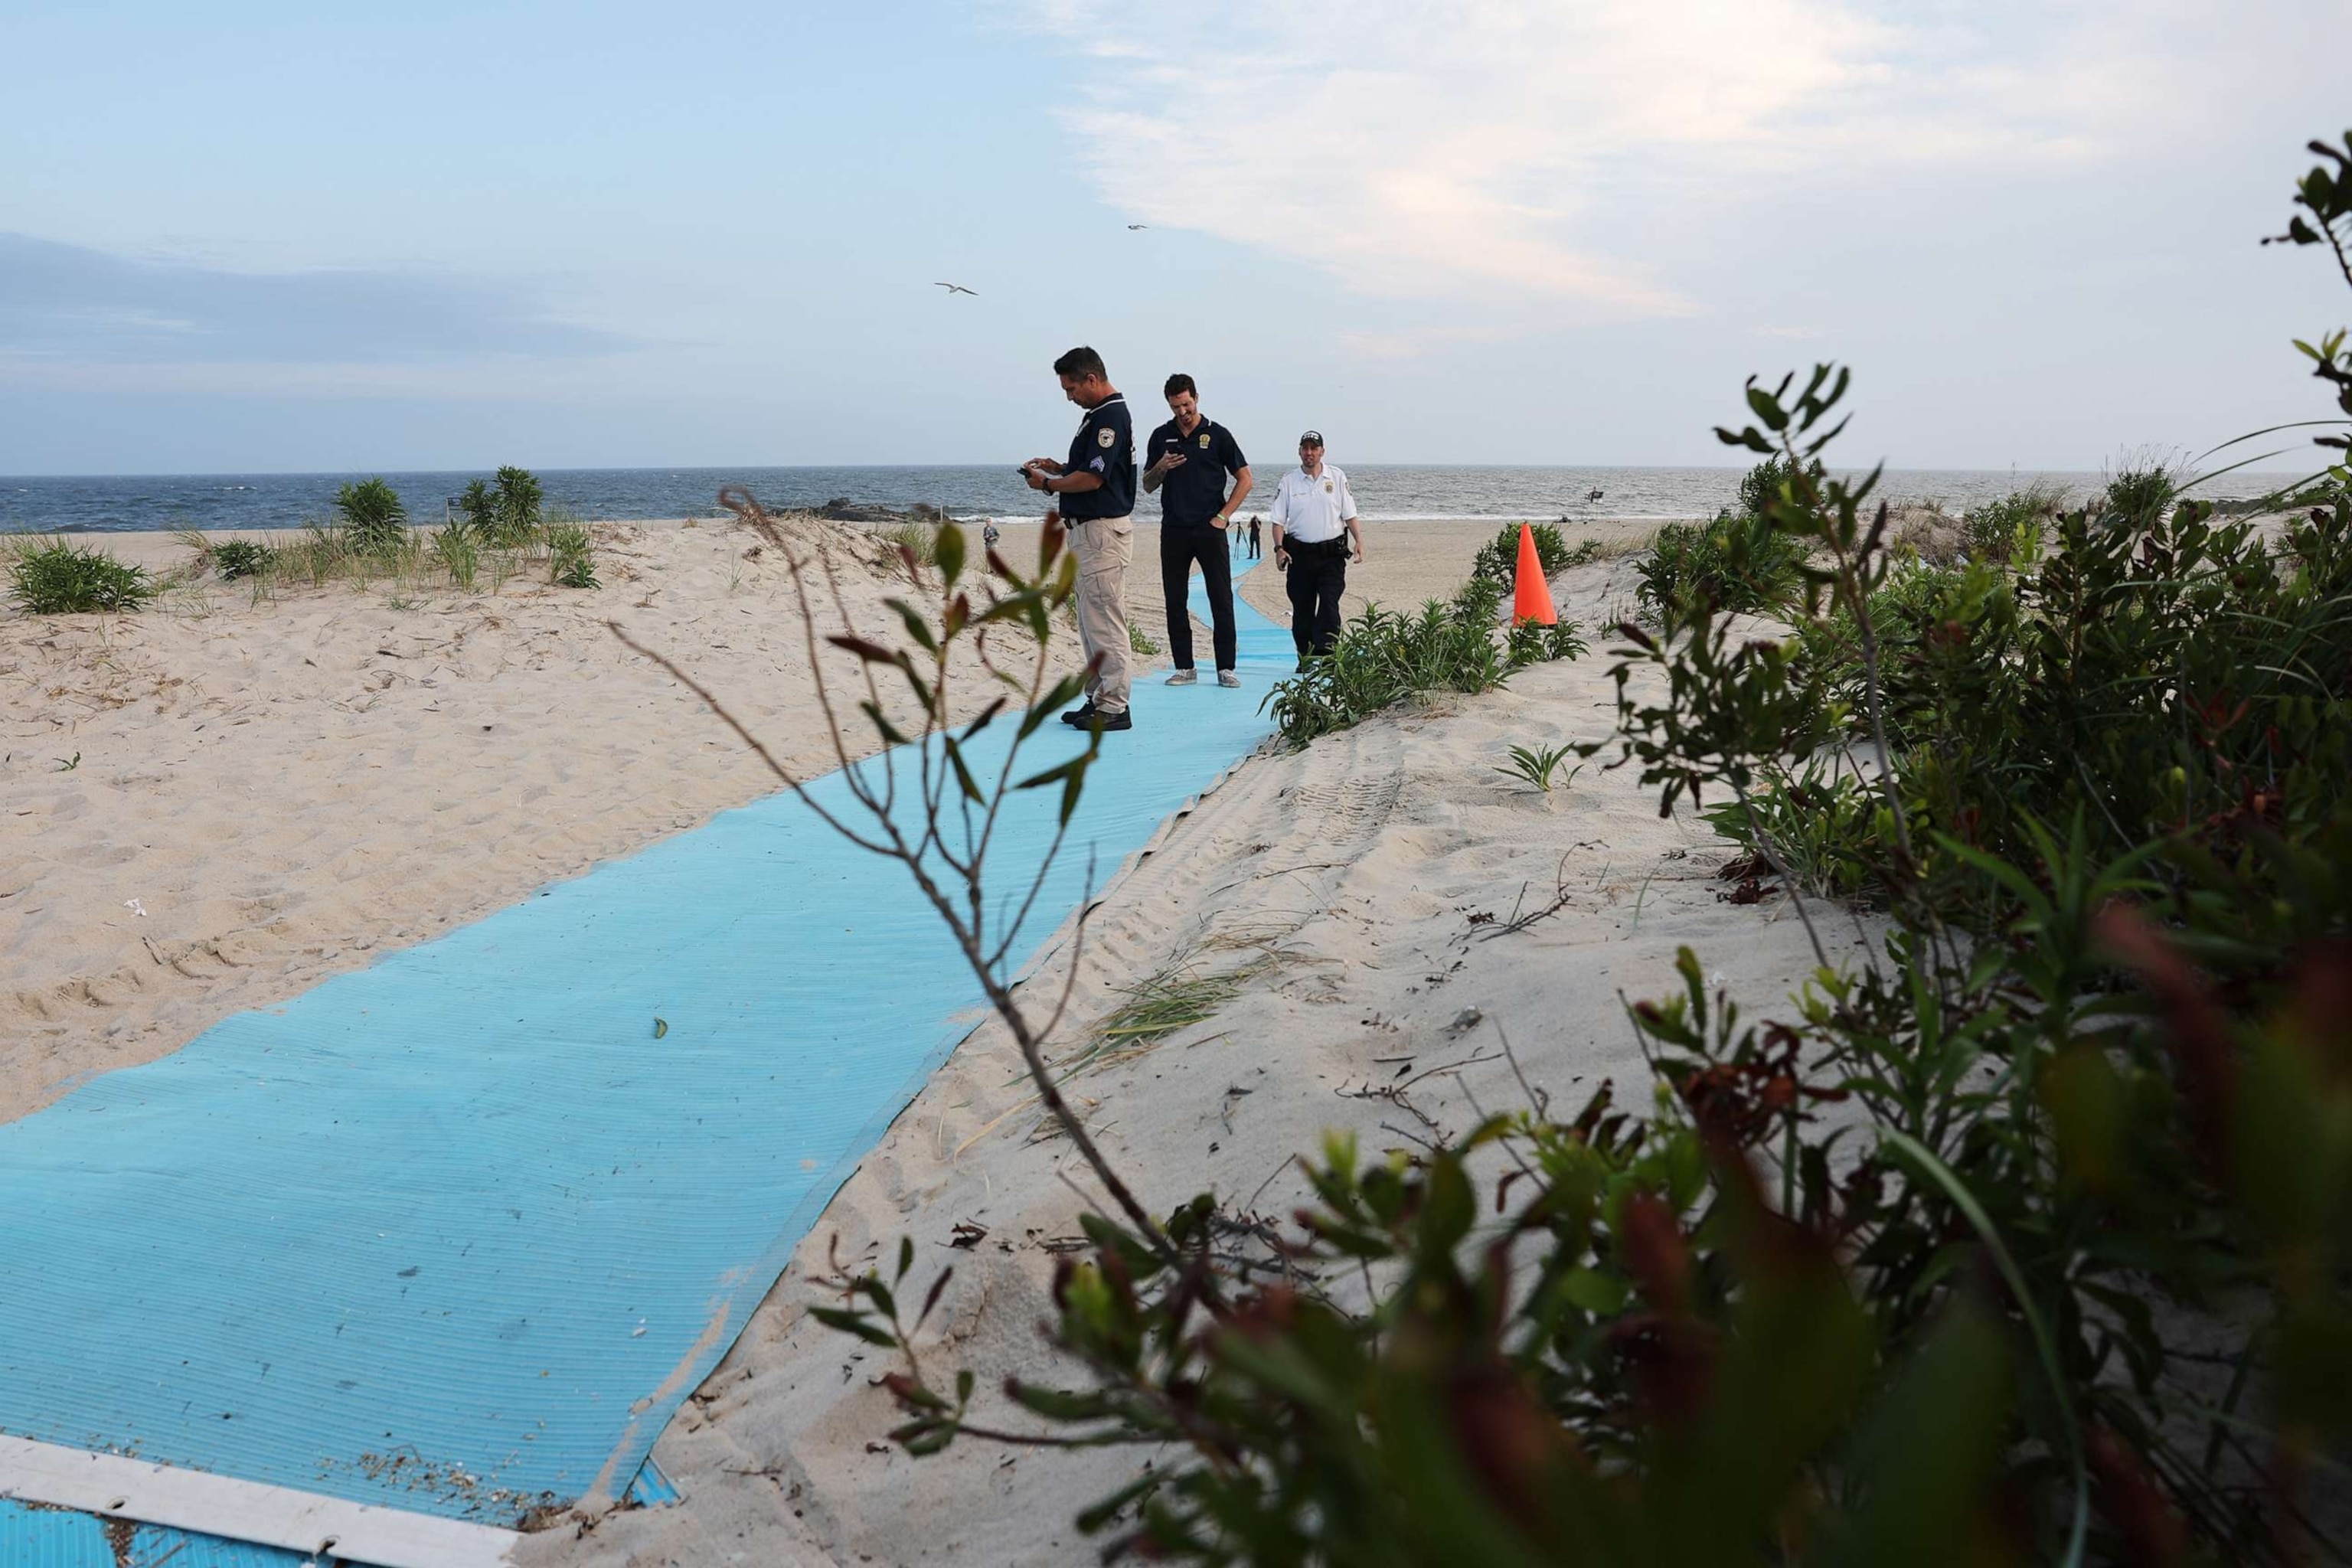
[3,514,1821,1566]
[526,547,1841,1567]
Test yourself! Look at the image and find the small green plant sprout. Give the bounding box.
[8,538,161,613]
[1496,740,1581,793]
[211,540,273,580]
[334,478,409,554]
[56,752,80,772]
[1128,619,1158,656]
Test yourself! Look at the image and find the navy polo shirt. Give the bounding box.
[1145,417,1249,529]
[1060,394,1136,521]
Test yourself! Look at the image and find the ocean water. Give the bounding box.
[0,463,2308,536]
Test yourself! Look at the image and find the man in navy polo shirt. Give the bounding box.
[1021,345,1138,730]
[1142,374,1253,688]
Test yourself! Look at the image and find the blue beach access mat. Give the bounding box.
[0,553,1294,1563]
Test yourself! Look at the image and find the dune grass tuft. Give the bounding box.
[7,536,161,613]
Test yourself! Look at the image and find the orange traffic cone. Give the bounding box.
[1512,521,1557,626]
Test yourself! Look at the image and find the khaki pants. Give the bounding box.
[1069,514,1133,715]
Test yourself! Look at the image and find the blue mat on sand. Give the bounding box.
[0,551,1291,1543]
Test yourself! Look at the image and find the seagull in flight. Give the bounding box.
[934,282,977,296]
[1126,224,1148,231]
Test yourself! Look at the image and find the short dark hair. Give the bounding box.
[1053,345,1107,381]
[1163,373,1197,400]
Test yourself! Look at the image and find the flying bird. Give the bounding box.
[934,282,977,296]
[1126,224,1148,231]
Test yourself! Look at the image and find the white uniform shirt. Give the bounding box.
[1270,465,1357,544]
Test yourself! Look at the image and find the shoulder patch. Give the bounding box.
[1097,425,1117,448]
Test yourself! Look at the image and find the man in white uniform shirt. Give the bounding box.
[1269,430,1365,665]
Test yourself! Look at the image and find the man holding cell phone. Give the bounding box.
[1142,373,1252,688]
[1019,345,1138,731]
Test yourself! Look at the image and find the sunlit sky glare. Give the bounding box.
[2,1,2347,475]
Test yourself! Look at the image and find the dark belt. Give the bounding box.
[1285,534,1350,558]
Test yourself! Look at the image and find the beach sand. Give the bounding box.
[514,531,1851,1568]
[2,514,1182,1125]
[5,514,1834,1566]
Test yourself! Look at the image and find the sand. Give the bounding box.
[518,532,1851,1568]
[1,514,1184,1124]
[5,512,1833,1566]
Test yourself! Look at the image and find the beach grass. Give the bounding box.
[170,509,599,603]
[5,535,162,614]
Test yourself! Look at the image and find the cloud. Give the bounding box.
[1019,1,2218,320]
[0,233,626,364]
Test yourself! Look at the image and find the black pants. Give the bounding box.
[1285,541,1348,660]
[1248,531,1261,559]
[1160,527,1237,671]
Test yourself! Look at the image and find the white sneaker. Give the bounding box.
[1165,668,1198,685]
[1217,670,1241,688]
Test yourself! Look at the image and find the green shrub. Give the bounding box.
[1633,509,1808,619]
[211,540,273,580]
[1265,599,1512,745]
[1504,614,1588,667]
[334,478,408,554]
[490,466,544,547]
[1467,519,1574,587]
[546,521,598,589]
[7,539,160,613]
[1735,449,1822,520]
[2102,455,2177,529]
[1958,482,2064,564]
[458,478,500,538]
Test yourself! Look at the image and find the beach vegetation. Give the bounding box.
[1958,483,2065,564]
[458,478,500,537]
[1494,740,1580,793]
[877,519,942,567]
[433,516,482,589]
[2099,449,2180,529]
[211,539,274,581]
[1467,519,1574,587]
[1264,570,1585,746]
[545,516,598,588]
[1633,506,1808,619]
[490,466,545,547]
[6,537,161,614]
[1128,619,1158,656]
[695,138,2352,1568]
[334,477,409,554]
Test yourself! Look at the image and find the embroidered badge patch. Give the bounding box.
[1097,426,1116,448]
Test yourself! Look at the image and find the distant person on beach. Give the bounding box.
[1143,374,1252,689]
[1269,431,1363,665]
[1021,345,1137,732]
[1249,517,1262,558]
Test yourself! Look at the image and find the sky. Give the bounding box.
[2,1,2347,475]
